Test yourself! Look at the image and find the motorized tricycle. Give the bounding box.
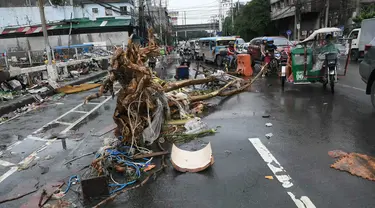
[280,27,350,93]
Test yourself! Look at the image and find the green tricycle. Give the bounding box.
[282,27,351,93]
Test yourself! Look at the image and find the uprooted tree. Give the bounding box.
[85,29,267,146]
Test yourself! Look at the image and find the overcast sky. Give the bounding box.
[167,0,250,25]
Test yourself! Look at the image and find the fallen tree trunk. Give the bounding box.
[163,76,217,92]
[190,80,238,102]
[219,64,269,97]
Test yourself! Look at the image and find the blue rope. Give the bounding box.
[106,148,153,194]
[63,175,80,194]
[108,180,137,194]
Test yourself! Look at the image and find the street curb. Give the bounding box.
[0,70,108,117]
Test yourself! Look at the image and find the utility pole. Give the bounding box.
[294,0,299,40]
[139,0,145,41]
[38,0,51,65]
[219,0,223,32]
[325,0,330,27]
[184,11,187,25]
[38,0,57,81]
[159,0,163,45]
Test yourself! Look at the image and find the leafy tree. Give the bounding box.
[232,0,273,41]
[353,3,375,26]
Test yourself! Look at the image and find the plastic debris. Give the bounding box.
[171,142,214,173]
[18,155,38,171]
[28,87,49,94]
[265,123,273,127]
[184,117,209,134]
[265,133,273,139]
[44,155,54,160]
[8,80,22,90]
[142,99,164,145]
[224,150,232,156]
[265,176,274,180]
[143,164,156,172]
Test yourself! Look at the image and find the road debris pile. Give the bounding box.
[76,29,269,207]
[329,150,375,181]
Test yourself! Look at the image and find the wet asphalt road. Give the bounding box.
[0,58,375,208]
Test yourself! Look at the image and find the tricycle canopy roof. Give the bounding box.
[300,27,342,43]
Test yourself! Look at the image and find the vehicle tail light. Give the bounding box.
[365,44,372,54]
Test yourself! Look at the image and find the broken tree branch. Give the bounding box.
[63,152,96,165]
[190,80,238,102]
[163,76,217,92]
[132,151,169,159]
[218,64,269,97]
[0,189,38,205]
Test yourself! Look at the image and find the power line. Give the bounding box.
[168,0,218,10]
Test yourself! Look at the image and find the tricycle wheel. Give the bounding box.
[330,75,335,94]
[281,76,286,90]
[371,82,375,109]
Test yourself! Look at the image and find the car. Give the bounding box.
[359,37,375,108]
[247,36,293,64]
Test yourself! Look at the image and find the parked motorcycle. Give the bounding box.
[223,55,238,72]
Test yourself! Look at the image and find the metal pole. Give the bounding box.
[139,0,144,39]
[159,0,162,45]
[325,0,330,27]
[38,0,52,65]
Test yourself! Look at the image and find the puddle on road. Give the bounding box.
[75,104,96,112]
[58,112,83,123]
[37,123,66,138]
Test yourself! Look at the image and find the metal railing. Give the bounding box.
[1,45,118,69]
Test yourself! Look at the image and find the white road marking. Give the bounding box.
[249,138,316,208]
[25,135,51,142]
[249,138,293,188]
[0,160,15,167]
[0,141,22,157]
[0,167,17,183]
[288,192,317,208]
[6,141,22,150]
[337,83,366,92]
[0,89,120,185]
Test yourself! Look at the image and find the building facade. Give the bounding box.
[0,0,135,28]
[270,0,358,40]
